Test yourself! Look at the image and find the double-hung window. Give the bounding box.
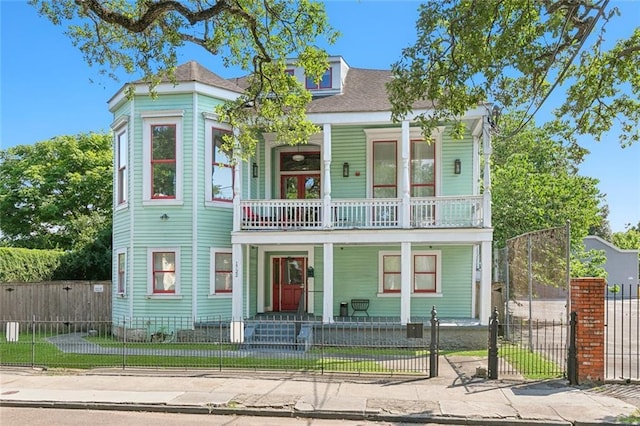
[211,248,232,294]
[151,124,176,199]
[141,111,183,203]
[204,114,234,205]
[211,128,233,202]
[410,140,435,196]
[379,251,440,294]
[148,248,180,295]
[116,129,128,205]
[116,249,126,295]
[372,140,397,198]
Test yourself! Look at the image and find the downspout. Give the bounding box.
[129,99,135,321]
[192,92,198,321]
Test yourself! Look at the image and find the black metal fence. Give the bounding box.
[0,315,440,376]
[605,283,640,381]
[489,310,568,380]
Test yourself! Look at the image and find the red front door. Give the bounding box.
[272,257,306,312]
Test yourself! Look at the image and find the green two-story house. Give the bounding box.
[109,56,493,341]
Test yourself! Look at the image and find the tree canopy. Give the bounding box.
[491,112,605,248]
[29,0,338,159]
[0,133,113,250]
[388,0,640,147]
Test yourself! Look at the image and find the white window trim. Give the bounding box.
[142,111,184,205]
[210,247,233,297]
[376,250,442,297]
[147,247,181,296]
[115,128,128,208]
[204,114,233,207]
[111,116,129,211]
[364,127,444,199]
[115,248,127,297]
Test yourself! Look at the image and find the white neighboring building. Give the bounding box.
[584,236,639,290]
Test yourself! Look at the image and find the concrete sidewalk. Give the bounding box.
[1,355,638,425]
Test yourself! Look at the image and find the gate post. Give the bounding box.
[429,305,439,377]
[567,311,578,385]
[488,307,499,379]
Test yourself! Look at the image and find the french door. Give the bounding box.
[272,257,306,312]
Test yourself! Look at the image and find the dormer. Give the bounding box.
[285,56,349,97]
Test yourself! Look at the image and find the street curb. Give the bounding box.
[0,400,576,425]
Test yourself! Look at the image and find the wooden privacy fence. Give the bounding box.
[0,281,111,323]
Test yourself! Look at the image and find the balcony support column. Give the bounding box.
[400,241,411,325]
[482,116,492,228]
[479,240,492,326]
[322,242,334,323]
[322,124,332,228]
[232,128,242,232]
[230,242,244,342]
[400,121,411,228]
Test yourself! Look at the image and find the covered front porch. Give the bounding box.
[228,233,493,342]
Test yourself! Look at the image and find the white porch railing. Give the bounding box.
[240,196,484,230]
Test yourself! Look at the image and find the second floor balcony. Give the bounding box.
[239,196,486,231]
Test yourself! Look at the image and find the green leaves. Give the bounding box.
[491,112,604,248]
[29,0,338,158]
[389,0,639,147]
[0,133,112,250]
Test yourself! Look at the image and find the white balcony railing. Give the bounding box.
[239,196,484,231]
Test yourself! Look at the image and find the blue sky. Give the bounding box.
[1,0,638,233]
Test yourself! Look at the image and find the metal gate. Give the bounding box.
[605,283,640,381]
[494,224,571,379]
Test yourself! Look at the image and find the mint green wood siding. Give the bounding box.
[440,130,473,196]
[331,245,473,318]
[330,126,367,198]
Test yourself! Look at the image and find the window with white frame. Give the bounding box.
[305,68,332,90]
[410,140,435,196]
[211,128,234,201]
[148,248,180,295]
[372,140,397,198]
[371,138,437,198]
[116,249,126,295]
[204,114,234,204]
[151,124,176,198]
[142,112,183,203]
[116,129,128,205]
[211,248,232,294]
[378,250,441,294]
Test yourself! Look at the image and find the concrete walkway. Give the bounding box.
[2,355,638,425]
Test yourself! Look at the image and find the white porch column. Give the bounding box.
[479,240,492,325]
[232,128,242,232]
[400,121,411,228]
[322,243,334,323]
[230,242,244,342]
[400,242,411,325]
[322,124,332,228]
[482,116,492,228]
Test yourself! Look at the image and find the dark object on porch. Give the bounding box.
[406,322,423,338]
[351,298,369,316]
[339,301,349,317]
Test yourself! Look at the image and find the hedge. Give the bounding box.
[0,247,64,282]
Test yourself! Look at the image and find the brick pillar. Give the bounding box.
[570,277,606,384]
